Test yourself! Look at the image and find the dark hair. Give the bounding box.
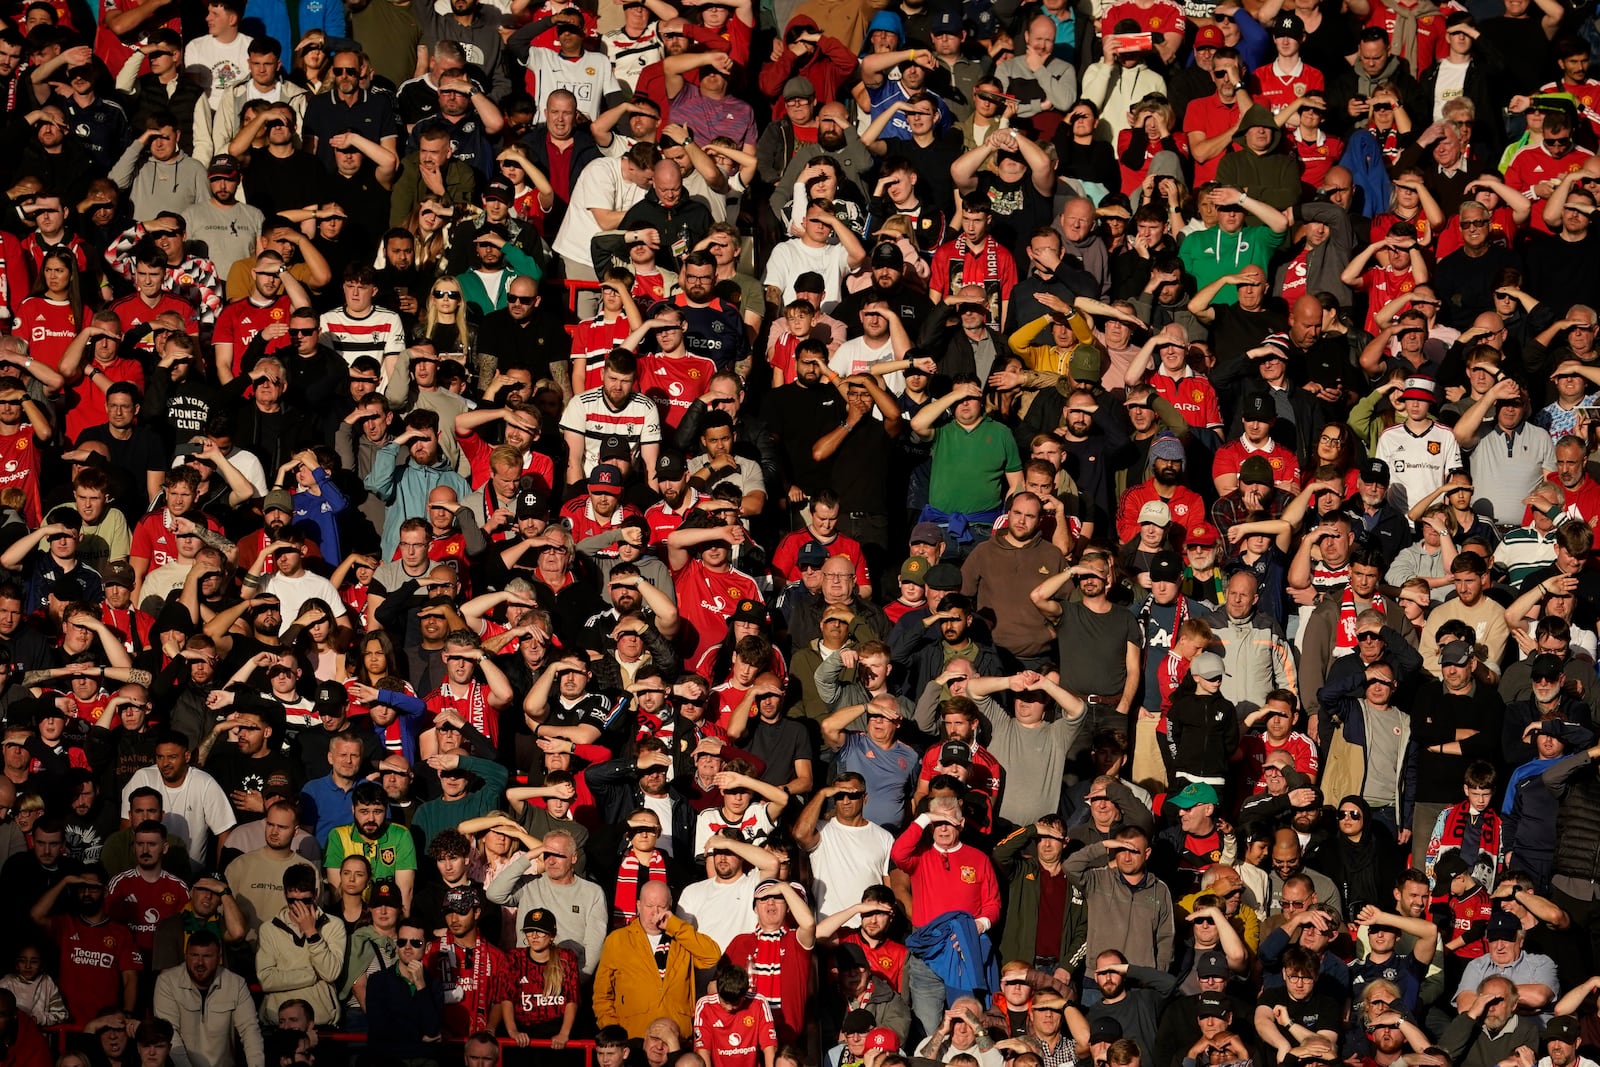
[351,781,386,809]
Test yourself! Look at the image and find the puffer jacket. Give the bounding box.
[1209,608,1297,716]
[1544,750,1600,883]
[255,906,347,1024]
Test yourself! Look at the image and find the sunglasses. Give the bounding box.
[1338,810,1362,821]
[397,938,426,947]
[288,327,317,337]
[1356,632,1384,642]
[1532,672,1563,684]
[432,289,460,299]
[331,65,360,75]
[1372,102,1395,111]
[507,294,535,305]
[834,790,865,799]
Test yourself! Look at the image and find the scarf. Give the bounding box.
[435,934,495,1032]
[1389,0,1440,74]
[951,235,1003,319]
[1438,805,1502,880]
[181,906,221,948]
[612,849,669,927]
[739,928,791,1013]
[1336,588,1386,653]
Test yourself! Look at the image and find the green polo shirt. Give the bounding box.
[927,415,1022,514]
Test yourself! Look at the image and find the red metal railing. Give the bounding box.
[45,1026,594,1065]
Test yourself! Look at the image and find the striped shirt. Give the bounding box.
[320,306,407,366]
[558,386,662,473]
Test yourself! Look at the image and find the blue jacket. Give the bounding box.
[1338,130,1394,219]
[906,910,996,1005]
[243,0,345,55]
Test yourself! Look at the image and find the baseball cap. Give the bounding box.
[835,942,869,970]
[1487,910,1521,941]
[900,557,930,585]
[910,522,944,546]
[864,1029,899,1053]
[1359,458,1391,486]
[732,599,767,624]
[1270,12,1304,36]
[522,907,559,934]
[1138,501,1171,527]
[1195,24,1225,46]
[1069,343,1102,383]
[932,9,962,33]
[1090,1018,1123,1044]
[656,451,689,481]
[1149,551,1183,583]
[1529,652,1566,681]
[782,76,815,99]
[1547,1016,1581,1045]
[1169,781,1221,808]
[207,154,242,178]
[263,488,294,515]
[926,563,963,591]
[483,180,514,204]
[1189,652,1228,682]
[598,435,631,462]
[516,486,549,521]
[313,679,348,717]
[797,542,828,568]
[1239,455,1274,486]
[1197,992,1230,1018]
[870,242,905,269]
[938,740,973,766]
[1440,640,1475,667]
[1432,850,1470,884]
[443,884,480,914]
[1187,523,1220,547]
[102,560,135,589]
[1241,393,1276,421]
[1196,949,1231,979]
[370,879,403,909]
[587,463,625,495]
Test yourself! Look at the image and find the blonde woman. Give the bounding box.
[496,907,579,1047]
[413,275,474,358]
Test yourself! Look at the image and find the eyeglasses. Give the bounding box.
[1319,434,1344,445]
[432,289,460,299]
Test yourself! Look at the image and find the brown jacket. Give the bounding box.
[592,913,722,1038]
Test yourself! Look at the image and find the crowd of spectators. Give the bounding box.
[6,2,1600,1067]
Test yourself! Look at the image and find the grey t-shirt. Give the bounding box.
[1361,702,1405,807]
[1055,601,1141,697]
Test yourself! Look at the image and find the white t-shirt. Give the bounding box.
[763,238,851,312]
[830,336,902,397]
[121,766,238,864]
[676,870,759,950]
[553,159,645,265]
[809,818,894,924]
[184,33,255,107]
[260,569,348,633]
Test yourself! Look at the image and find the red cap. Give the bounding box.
[1186,522,1220,547]
[1195,24,1225,47]
[864,1029,900,1053]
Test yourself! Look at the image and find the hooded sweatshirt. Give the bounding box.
[757,15,858,118]
[1214,104,1302,210]
[107,146,210,219]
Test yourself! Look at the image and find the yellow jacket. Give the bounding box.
[592,914,722,1038]
[1008,312,1094,376]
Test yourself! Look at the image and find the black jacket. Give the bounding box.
[592,192,714,274]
